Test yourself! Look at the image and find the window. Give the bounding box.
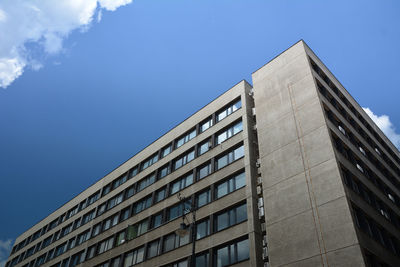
[196,189,211,208]
[107,193,123,210]
[129,166,139,178]
[88,191,100,205]
[197,162,212,180]
[41,236,52,249]
[61,223,73,237]
[111,257,121,267]
[67,205,79,219]
[196,219,210,240]
[216,99,241,122]
[216,121,243,145]
[68,238,76,250]
[127,219,149,240]
[155,187,167,203]
[164,259,189,267]
[134,195,152,214]
[120,207,130,222]
[125,185,135,199]
[168,200,191,221]
[137,173,156,192]
[73,217,81,230]
[163,232,189,253]
[98,236,114,254]
[141,153,159,171]
[112,174,128,190]
[92,223,101,237]
[216,145,244,170]
[116,231,126,246]
[70,250,85,267]
[174,150,195,169]
[102,184,111,196]
[216,203,247,232]
[196,252,209,267]
[123,246,144,267]
[35,254,46,266]
[170,173,194,195]
[147,239,160,259]
[176,129,197,148]
[86,245,96,260]
[159,164,170,178]
[198,139,212,156]
[48,219,58,232]
[103,214,119,231]
[216,238,249,267]
[82,209,96,224]
[55,242,67,257]
[97,203,106,216]
[162,144,172,158]
[200,117,213,132]
[151,213,163,229]
[216,172,246,198]
[77,230,91,245]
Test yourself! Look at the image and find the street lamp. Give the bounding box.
[175,193,197,267]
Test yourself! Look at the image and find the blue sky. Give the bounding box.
[1,0,400,264]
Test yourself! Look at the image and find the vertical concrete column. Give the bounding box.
[252,41,364,267]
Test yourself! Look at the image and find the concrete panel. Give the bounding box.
[301,126,335,169]
[317,197,359,252]
[307,158,345,207]
[296,97,326,137]
[264,172,311,225]
[326,244,365,267]
[267,209,322,267]
[257,111,298,158]
[290,72,319,109]
[260,140,305,188]
[282,254,324,267]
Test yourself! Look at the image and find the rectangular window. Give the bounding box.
[123,247,144,267]
[176,129,197,148]
[196,252,209,267]
[77,230,91,245]
[198,139,212,156]
[170,173,194,195]
[198,162,212,180]
[112,174,128,190]
[67,205,79,219]
[216,121,243,145]
[61,223,73,237]
[216,238,249,267]
[196,219,210,240]
[137,173,156,192]
[168,200,191,221]
[155,187,167,203]
[163,233,189,253]
[147,239,160,259]
[102,184,111,197]
[216,145,244,170]
[141,153,159,171]
[162,144,172,158]
[134,195,152,214]
[216,99,241,122]
[216,172,246,198]
[88,191,100,205]
[200,117,213,133]
[68,237,76,250]
[97,203,106,216]
[82,209,96,224]
[197,189,211,208]
[107,193,123,210]
[159,164,170,178]
[55,242,67,257]
[120,207,130,222]
[92,223,101,237]
[86,245,96,260]
[116,231,126,246]
[174,150,195,170]
[216,203,247,232]
[127,219,149,240]
[151,213,163,229]
[129,166,138,178]
[98,236,114,254]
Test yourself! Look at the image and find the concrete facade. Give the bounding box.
[6,41,400,267]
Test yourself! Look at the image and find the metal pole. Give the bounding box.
[191,208,196,267]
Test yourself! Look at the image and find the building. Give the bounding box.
[5,40,400,267]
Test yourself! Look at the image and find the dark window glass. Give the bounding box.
[197,189,211,208]
[196,219,210,240]
[147,240,159,258]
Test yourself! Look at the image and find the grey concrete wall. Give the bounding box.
[252,41,365,267]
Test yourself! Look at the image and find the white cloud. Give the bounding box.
[0,0,132,88]
[0,239,13,267]
[363,107,400,149]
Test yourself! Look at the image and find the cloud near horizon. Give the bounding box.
[363,107,400,150]
[0,239,13,267]
[0,0,132,88]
